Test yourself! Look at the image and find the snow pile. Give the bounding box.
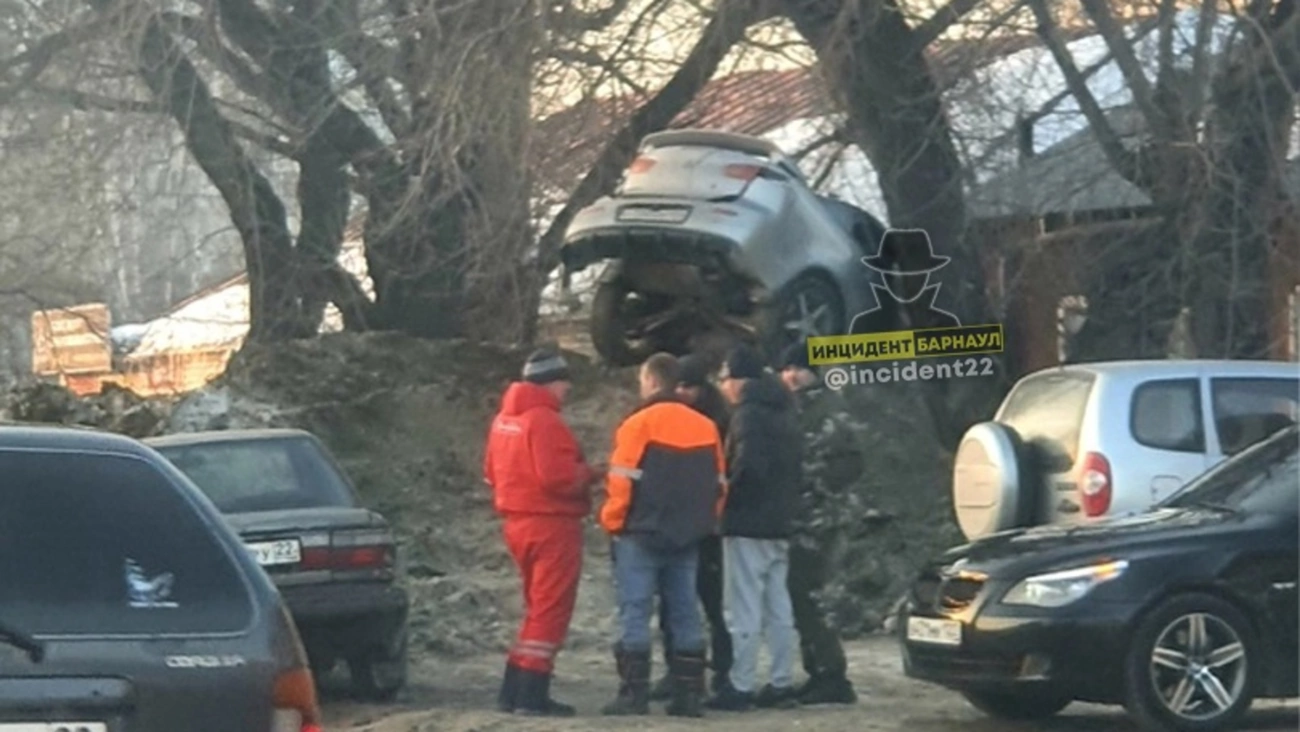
[130,239,372,357]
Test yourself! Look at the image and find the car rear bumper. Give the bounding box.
[561,226,739,272]
[281,580,408,622]
[899,601,1137,704]
[281,581,409,659]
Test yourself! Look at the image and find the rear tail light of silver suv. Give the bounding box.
[1079,452,1112,517]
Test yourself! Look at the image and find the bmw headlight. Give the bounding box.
[1001,560,1129,608]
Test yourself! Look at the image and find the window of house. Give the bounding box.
[1210,377,1300,456]
[1131,378,1205,453]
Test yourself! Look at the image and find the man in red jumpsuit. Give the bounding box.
[484,348,603,716]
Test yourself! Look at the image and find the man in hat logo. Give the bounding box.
[848,228,961,335]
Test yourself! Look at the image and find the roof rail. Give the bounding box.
[641,128,783,159]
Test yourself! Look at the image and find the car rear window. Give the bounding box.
[998,370,1095,470]
[0,450,254,636]
[155,436,356,513]
[1131,378,1205,453]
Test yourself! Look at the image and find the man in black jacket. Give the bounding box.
[651,354,733,700]
[707,344,803,712]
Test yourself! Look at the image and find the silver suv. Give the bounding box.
[952,360,1300,540]
[560,128,886,364]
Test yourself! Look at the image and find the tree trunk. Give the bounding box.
[364,2,538,339]
[785,0,1000,447]
[131,13,305,342]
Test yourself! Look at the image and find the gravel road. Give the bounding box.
[322,636,1298,732]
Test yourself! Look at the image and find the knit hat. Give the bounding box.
[522,348,571,384]
[719,344,765,381]
[678,353,712,388]
[779,341,813,372]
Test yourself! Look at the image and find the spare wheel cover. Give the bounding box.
[952,422,1023,541]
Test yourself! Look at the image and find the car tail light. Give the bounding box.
[299,528,394,570]
[722,163,763,181]
[627,155,656,174]
[272,667,322,732]
[271,605,322,732]
[1078,452,1112,517]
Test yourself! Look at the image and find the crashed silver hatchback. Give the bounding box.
[559,129,886,365]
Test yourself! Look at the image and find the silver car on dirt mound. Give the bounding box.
[560,129,887,366]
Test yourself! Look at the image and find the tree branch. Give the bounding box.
[549,46,649,95]
[1028,0,1141,183]
[912,0,986,49]
[534,0,777,275]
[1187,0,1220,120]
[30,85,160,113]
[548,0,635,33]
[1077,0,1173,139]
[128,9,306,340]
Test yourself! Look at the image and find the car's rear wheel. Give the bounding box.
[590,280,660,366]
[1123,594,1256,732]
[961,689,1072,720]
[760,272,845,362]
[348,628,409,702]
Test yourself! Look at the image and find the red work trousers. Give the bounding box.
[503,514,583,674]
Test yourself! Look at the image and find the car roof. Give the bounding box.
[144,428,316,448]
[1028,360,1300,379]
[0,422,155,457]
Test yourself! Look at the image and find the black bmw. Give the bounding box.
[900,425,1299,732]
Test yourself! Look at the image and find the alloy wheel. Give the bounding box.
[781,288,839,340]
[1148,612,1247,721]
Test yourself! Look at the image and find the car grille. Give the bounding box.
[906,644,1024,680]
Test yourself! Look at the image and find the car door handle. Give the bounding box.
[1271,581,1297,591]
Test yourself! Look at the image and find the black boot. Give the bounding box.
[665,650,707,718]
[796,674,857,705]
[496,662,521,713]
[514,668,576,717]
[602,646,651,715]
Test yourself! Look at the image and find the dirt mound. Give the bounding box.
[2,380,170,437]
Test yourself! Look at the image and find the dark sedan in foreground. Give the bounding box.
[148,428,410,701]
[900,425,1298,732]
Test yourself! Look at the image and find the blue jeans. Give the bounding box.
[612,536,704,653]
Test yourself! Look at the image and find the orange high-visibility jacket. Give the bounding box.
[600,393,727,551]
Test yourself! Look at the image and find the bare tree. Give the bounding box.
[1025,0,1298,359]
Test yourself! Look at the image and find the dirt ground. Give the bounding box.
[320,635,1299,732]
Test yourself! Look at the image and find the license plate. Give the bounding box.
[0,725,108,732]
[617,206,690,223]
[907,616,962,646]
[246,539,301,566]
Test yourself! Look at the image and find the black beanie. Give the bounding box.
[522,348,571,384]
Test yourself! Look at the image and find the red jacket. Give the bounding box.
[484,381,594,518]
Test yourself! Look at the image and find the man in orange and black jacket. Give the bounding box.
[599,352,727,718]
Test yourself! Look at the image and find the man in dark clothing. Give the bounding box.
[600,353,727,718]
[651,354,733,700]
[777,343,863,705]
[707,344,803,712]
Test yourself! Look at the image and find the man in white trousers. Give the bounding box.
[707,344,803,711]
